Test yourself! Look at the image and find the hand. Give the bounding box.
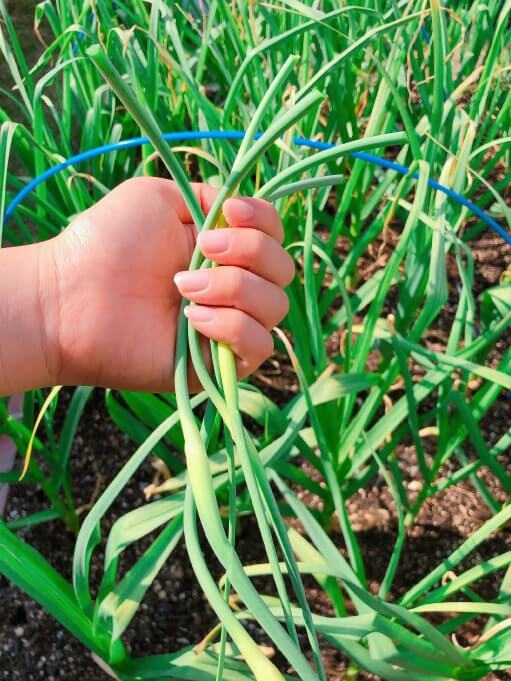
[41,177,294,392]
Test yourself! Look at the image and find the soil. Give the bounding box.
[0,0,41,120]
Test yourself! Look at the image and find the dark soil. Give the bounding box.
[2,420,511,681]
[0,0,41,124]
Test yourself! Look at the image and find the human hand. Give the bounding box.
[42,177,294,392]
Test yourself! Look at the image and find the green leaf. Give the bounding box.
[482,285,511,324]
[100,493,185,596]
[96,516,183,646]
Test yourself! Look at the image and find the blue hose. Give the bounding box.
[4,130,511,246]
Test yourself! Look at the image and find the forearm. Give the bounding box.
[0,241,60,396]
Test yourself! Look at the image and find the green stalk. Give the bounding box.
[257,132,407,200]
[338,161,430,463]
[183,487,284,681]
[176,317,320,679]
[86,45,205,228]
[223,6,378,120]
[170,57,324,681]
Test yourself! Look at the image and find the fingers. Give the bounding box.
[112,179,284,251]
[222,197,284,243]
[153,179,219,223]
[110,177,219,225]
[174,266,289,330]
[197,228,295,287]
[184,305,274,378]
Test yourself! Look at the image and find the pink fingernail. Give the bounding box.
[197,230,231,253]
[224,197,254,222]
[184,305,216,322]
[174,270,210,293]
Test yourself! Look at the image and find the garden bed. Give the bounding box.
[2,228,510,680]
[1,2,511,680]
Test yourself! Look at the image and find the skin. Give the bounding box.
[0,177,294,397]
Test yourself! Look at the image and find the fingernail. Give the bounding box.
[184,305,216,322]
[224,197,254,222]
[174,270,210,293]
[197,230,231,253]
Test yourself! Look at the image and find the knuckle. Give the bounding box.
[225,267,247,306]
[262,198,279,220]
[114,177,143,198]
[248,230,267,261]
[233,229,265,266]
[278,249,296,288]
[278,290,290,320]
[229,312,246,342]
[259,332,275,362]
[116,178,172,219]
[238,361,252,380]
[268,290,289,328]
[120,176,142,189]
[254,198,283,238]
[268,206,284,239]
[282,252,296,286]
[119,176,155,194]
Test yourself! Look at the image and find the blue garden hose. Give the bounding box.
[4,130,511,247]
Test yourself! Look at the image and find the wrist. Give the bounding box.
[37,237,65,387]
[43,224,103,389]
[0,239,62,395]
[39,231,90,389]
